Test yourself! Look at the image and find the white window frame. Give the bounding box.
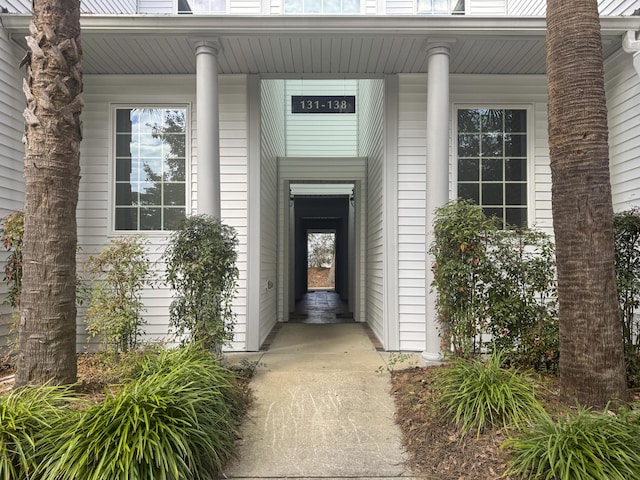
[452,104,534,228]
[416,0,466,15]
[109,104,192,235]
[175,0,230,15]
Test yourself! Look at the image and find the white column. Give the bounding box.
[194,40,221,218]
[423,40,454,363]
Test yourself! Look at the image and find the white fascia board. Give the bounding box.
[1,14,636,37]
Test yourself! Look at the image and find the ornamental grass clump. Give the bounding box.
[39,345,243,480]
[504,407,640,480]
[433,351,544,438]
[0,385,76,480]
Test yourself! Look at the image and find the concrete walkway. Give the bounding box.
[224,323,421,479]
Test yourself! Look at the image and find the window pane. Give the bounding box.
[116,109,133,132]
[505,183,527,206]
[458,158,479,181]
[165,208,186,230]
[324,0,340,13]
[433,0,448,13]
[164,183,186,206]
[505,158,527,181]
[506,208,527,227]
[505,110,526,132]
[140,208,162,230]
[484,207,503,224]
[481,134,503,157]
[458,134,480,157]
[458,109,481,132]
[458,183,479,204]
[417,0,432,13]
[142,158,162,182]
[342,0,360,12]
[482,159,502,181]
[481,109,503,132]
[482,183,503,206]
[305,0,322,13]
[116,159,133,182]
[140,182,161,206]
[116,134,132,157]
[116,183,136,206]
[164,158,186,182]
[285,0,303,12]
[115,208,137,230]
[505,134,527,157]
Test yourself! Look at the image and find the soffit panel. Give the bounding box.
[3,15,633,75]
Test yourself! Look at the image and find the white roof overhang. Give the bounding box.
[2,14,639,75]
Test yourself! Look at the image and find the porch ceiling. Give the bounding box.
[2,15,638,76]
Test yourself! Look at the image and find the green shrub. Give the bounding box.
[430,199,558,371]
[0,211,23,309]
[84,236,154,353]
[433,352,545,437]
[164,215,239,352]
[39,345,243,480]
[505,407,640,480]
[0,385,76,480]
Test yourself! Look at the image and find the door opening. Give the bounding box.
[307,231,336,291]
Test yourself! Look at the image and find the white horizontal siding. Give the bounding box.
[468,0,506,15]
[230,0,263,14]
[0,30,26,353]
[285,80,358,157]
[606,50,640,211]
[385,0,414,15]
[396,75,426,351]
[78,73,249,351]
[138,0,174,13]
[258,80,284,346]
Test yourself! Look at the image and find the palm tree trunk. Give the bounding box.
[15,0,83,386]
[546,0,628,406]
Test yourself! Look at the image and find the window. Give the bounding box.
[178,0,226,14]
[456,108,528,228]
[284,0,360,14]
[114,107,187,231]
[418,0,464,14]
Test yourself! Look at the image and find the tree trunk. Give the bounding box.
[546,0,628,406]
[15,0,83,386]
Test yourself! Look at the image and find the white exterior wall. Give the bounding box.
[284,80,358,157]
[358,79,385,344]
[138,0,173,13]
[467,0,506,15]
[78,74,250,351]
[258,79,285,344]
[230,0,263,13]
[606,50,640,211]
[396,75,427,351]
[0,28,25,353]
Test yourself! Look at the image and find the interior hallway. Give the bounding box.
[291,290,354,323]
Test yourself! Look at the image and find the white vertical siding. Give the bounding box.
[284,80,358,157]
[396,74,427,351]
[258,79,285,345]
[358,79,385,344]
[606,50,640,211]
[467,0,506,15]
[78,74,249,351]
[0,30,25,353]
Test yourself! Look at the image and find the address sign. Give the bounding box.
[292,95,356,114]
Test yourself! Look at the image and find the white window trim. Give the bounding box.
[282,0,364,15]
[174,0,231,15]
[452,103,535,228]
[108,103,192,236]
[415,0,467,15]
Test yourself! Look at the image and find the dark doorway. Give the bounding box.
[290,193,354,323]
